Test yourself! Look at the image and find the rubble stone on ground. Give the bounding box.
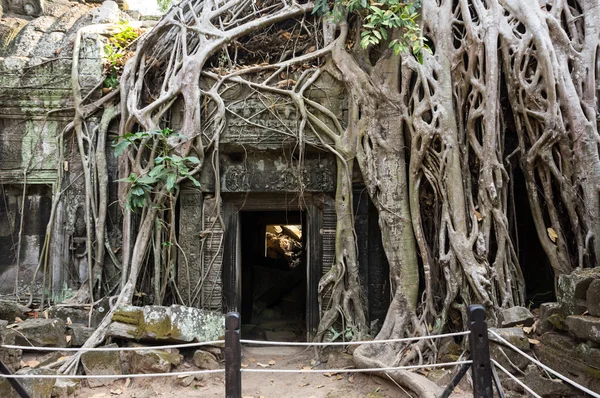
[193,349,219,370]
[0,367,56,398]
[586,279,600,317]
[108,305,224,343]
[0,319,22,372]
[0,300,30,321]
[129,349,182,373]
[538,302,562,334]
[4,318,66,347]
[81,343,122,387]
[500,306,534,327]
[488,327,530,373]
[67,324,94,347]
[51,378,80,398]
[557,267,600,315]
[564,315,600,343]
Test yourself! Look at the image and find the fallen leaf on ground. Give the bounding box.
[24,360,40,368]
[528,338,541,345]
[241,363,249,368]
[302,366,313,370]
[248,358,256,363]
[317,385,324,388]
[256,362,270,368]
[268,360,276,365]
[523,326,534,334]
[110,388,123,395]
[348,375,355,383]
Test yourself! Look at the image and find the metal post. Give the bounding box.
[0,360,31,398]
[225,312,241,398]
[468,304,493,398]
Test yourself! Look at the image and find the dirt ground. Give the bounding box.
[73,347,471,398]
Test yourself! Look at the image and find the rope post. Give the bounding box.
[468,304,493,398]
[0,360,31,398]
[225,312,241,398]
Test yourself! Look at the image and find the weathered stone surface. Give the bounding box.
[90,1,121,23]
[51,378,80,398]
[129,349,181,374]
[4,319,66,347]
[489,328,530,373]
[587,280,600,317]
[523,365,578,397]
[67,324,94,347]
[38,351,64,368]
[81,343,122,387]
[0,319,22,372]
[0,367,56,398]
[47,306,89,325]
[534,332,600,393]
[558,267,600,315]
[193,349,219,370]
[500,306,534,328]
[0,300,30,321]
[565,315,600,343]
[108,305,224,343]
[538,302,562,334]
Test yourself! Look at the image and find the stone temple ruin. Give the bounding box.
[1,1,600,396]
[0,0,390,342]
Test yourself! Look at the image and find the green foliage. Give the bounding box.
[157,0,173,12]
[103,22,140,89]
[114,128,201,211]
[314,0,428,58]
[327,325,355,341]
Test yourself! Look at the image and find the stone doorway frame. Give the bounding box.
[221,193,324,340]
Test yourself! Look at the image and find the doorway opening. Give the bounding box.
[240,211,306,342]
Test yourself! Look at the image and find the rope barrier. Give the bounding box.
[0,340,225,352]
[240,330,470,346]
[0,369,225,379]
[240,360,473,373]
[491,359,541,398]
[488,330,600,398]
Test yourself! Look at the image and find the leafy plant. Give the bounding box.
[114,128,201,211]
[103,21,141,89]
[327,325,355,341]
[314,0,428,58]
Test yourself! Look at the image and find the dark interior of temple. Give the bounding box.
[239,210,306,341]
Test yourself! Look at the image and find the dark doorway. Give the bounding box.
[240,211,307,342]
[513,168,556,306]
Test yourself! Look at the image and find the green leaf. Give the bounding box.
[166,173,177,192]
[113,140,131,156]
[188,175,201,187]
[185,156,200,164]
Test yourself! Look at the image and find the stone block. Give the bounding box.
[488,328,530,373]
[193,349,219,370]
[51,378,80,398]
[534,332,600,393]
[500,306,534,327]
[523,364,578,397]
[538,302,562,334]
[0,300,30,321]
[67,324,94,347]
[4,318,66,348]
[0,368,56,398]
[558,267,600,315]
[587,279,600,317]
[108,305,224,343]
[47,306,90,325]
[565,315,600,344]
[0,320,22,372]
[129,349,181,374]
[81,343,122,387]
